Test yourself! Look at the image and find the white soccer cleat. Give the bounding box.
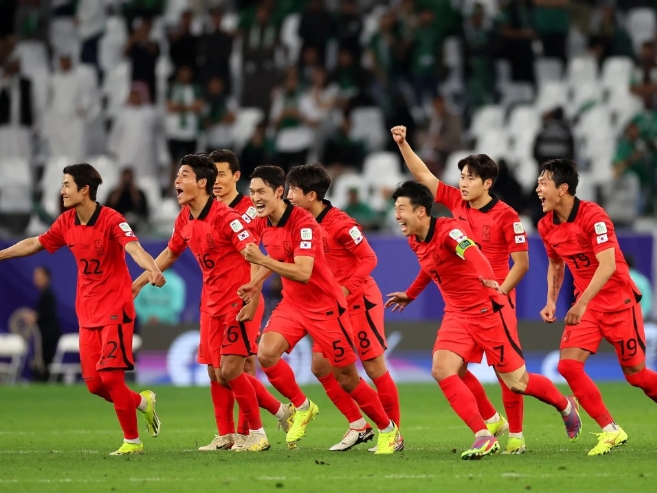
[198,434,235,451]
[329,426,375,451]
[230,434,248,451]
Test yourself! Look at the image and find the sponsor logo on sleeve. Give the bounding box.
[594,222,607,234]
[349,226,363,245]
[230,219,243,232]
[596,234,608,244]
[119,222,132,232]
[237,230,250,241]
[301,228,313,240]
[300,241,312,249]
[515,235,526,244]
[513,222,525,234]
[246,206,257,219]
[449,228,465,240]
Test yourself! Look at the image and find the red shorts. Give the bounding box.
[434,306,525,373]
[561,305,646,367]
[265,304,357,367]
[465,294,521,364]
[79,322,135,379]
[198,308,259,367]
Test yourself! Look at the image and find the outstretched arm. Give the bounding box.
[391,125,439,193]
[0,237,44,260]
[133,247,180,291]
[125,242,166,287]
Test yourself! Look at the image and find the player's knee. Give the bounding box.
[431,363,457,382]
[557,359,584,380]
[334,366,358,392]
[257,348,279,368]
[362,357,387,381]
[624,366,646,387]
[311,354,331,379]
[498,370,528,393]
[85,377,106,396]
[207,365,217,381]
[244,356,256,376]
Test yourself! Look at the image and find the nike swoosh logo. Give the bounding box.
[552,243,561,247]
[458,216,466,220]
[68,244,76,247]
[361,348,371,355]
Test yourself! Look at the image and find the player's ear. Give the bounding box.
[276,185,284,199]
[198,177,207,191]
[234,170,241,181]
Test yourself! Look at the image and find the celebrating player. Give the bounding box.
[133,155,288,452]
[0,163,162,456]
[536,158,657,456]
[239,165,401,453]
[386,181,581,460]
[286,163,402,452]
[391,125,528,454]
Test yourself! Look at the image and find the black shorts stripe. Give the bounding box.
[497,311,524,359]
[238,321,254,355]
[337,315,356,352]
[507,294,515,310]
[363,296,387,350]
[632,306,646,354]
[101,324,135,372]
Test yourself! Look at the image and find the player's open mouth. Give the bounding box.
[539,197,546,206]
[175,188,183,198]
[398,222,408,232]
[255,203,266,212]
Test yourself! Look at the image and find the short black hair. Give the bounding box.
[180,154,217,195]
[540,158,579,195]
[391,181,433,215]
[209,149,240,174]
[250,165,286,193]
[286,163,331,200]
[457,154,498,186]
[62,163,103,201]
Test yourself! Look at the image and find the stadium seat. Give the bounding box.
[568,82,602,119]
[138,176,163,215]
[443,150,477,186]
[232,108,264,152]
[475,129,509,162]
[152,197,182,235]
[469,105,505,141]
[328,172,366,210]
[349,107,386,151]
[627,7,657,53]
[99,15,128,71]
[499,82,534,110]
[608,92,643,136]
[535,58,564,89]
[103,62,131,119]
[0,333,27,385]
[535,81,568,114]
[601,56,633,97]
[48,333,81,384]
[566,56,598,87]
[506,105,541,140]
[14,41,49,75]
[281,14,302,66]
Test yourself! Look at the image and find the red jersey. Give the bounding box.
[169,197,256,317]
[408,217,504,315]
[251,202,347,320]
[315,200,378,312]
[435,182,528,284]
[38,204,138,328]
[537,198,641,313]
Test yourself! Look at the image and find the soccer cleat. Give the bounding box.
[486,415,509,438]
[368,433,405,453]
[587,427,628,456]
[235,433,270,452]
[374,422,401,455]
[230,434,248,451]
[198,434,235,451]
[139,390,160,438]
[461,435,500,460]
[109,441,144,456]
[502,436,526,455]
[562,396,582,442]
[329,426,375,451]
[276,403,296,433]
[286,400,319,446]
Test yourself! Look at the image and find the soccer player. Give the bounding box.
[391,125,529,454]
[239,165,401,454]
[132,155,284,452]
[536,158,657,456]
[0,163,162,456]
[286,163,401,452]
[385,181,581,459]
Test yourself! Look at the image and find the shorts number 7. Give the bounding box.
[493,344,505,363]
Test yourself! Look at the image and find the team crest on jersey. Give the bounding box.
[301,228,313,241]
[513,222,524,234]
[283,241,294,257]
[206,234,216,248]
[322,237,330,253]
[94,240,104,255]
[245,206,257,219]
[230,219,243,232]
[238,231,250,241]
[594,222,607,235]
[431,250,441,265]
[577,234,589,249]
[349,226,364,245]
[482,225,491,242]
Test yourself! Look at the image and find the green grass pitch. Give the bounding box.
[1,383,656,493]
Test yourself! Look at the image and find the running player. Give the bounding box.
[391,125,528,454]
[286,163,402,452]
[386,181,581,459]
[536,158,657,456]
[239,165,401,453]
[0,163,162,455]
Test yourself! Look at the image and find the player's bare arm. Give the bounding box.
[500,251,530,296]
[390,125,439,194]
[237,265,273,302]
[385,291,413,313]
[245,244,314,283]
[0,237,45,261]
[125,241,166,288]
[541,256,565,323]
[565,248,616,326]
[236,262,263,322]
[133,247,180,295]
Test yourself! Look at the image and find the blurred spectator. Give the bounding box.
[533,0,569,63]
[122,0,165,33]
[298,0,335,66]
[76,0,106,80]
[330,47,372,108]
[0,57,33,162]
[334,0,363,60]
[499,0,536,85]
[492,158,528,214]
[384,90,417,156]
[204,76,238,152]
[198,8,234,91]
[299,46,323,89]
[169,10,199,74]
[124,16,159,103]
[240,121,275,182]
[344,186,377,230]
[107,168,149,229]
[612,120,654,214]
[588,6,634,63]
[30,266,61,382]
[108,83,161,180]
[409,8,442,105]
[419,94,464,175]
[134,268,186,325]
[15,0,48,43]
[625,254,653,319]
[631,41,657,110]
[303,66,338,157]
[368,10,402,111]
[569,0,596,36]
[533,106,575,167]
[0,0,17,38]
[462,3,498,112]
[322,114,367,174]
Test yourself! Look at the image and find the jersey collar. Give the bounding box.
[75,202,102,226]
[552,197,581,224]
[269,200,294,227]
[466,193,499,213]
[418,217,437,243]
[315,200,333,224]
[190,196,214,220]
[228,192,244,209]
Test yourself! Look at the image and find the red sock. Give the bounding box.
[348,378,391,430]
[99,371,139,440]
[227,373,263,430]
[210,380,235,435]
[244,373,282,415]
[461,370,497,421]
[625,367,657,404]
[524,373,568,410]
[236,409,249,436]
[318,373,363,424]
[261,359,306,408]
[372,371,401,428]
[439,374,487,434]
[558,359,614,427]
[498,376,524,433]
[84,377,113,403]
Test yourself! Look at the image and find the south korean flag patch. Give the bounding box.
[349,226,363,245]
[238,230,250,241]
